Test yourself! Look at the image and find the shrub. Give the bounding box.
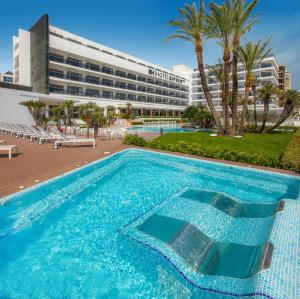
[147,140,283,169]
[282,129,300,172]
[132,122,144,125]
[123,134,147,147]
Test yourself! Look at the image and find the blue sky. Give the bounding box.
[0,0,299,88]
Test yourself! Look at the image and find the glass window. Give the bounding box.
[116,92,126,100]
[67,72,82,81]
[127,84,136,90]
[128,94,136,100]
[102,90,113,98]
[49,84,64,93]
[49,69,64,78]
[116,81,126,89]
[102,66,113,74]
[86,89,100,97]
[102,78,113,86]
[138,76,146,82]
[49,53,64,63]
[86,75,100,84]
[127,73,137,80]
[67,86,82,95]
[67,57,82,67]
[3,77,13,83]
[138,86,146,92]
[86,62,100,71]
[116,70,126,77]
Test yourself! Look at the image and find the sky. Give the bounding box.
[0,0,299,88]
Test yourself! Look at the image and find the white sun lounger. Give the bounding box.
[52,128,96,149]
[0,145,18,159]
[0,140,7,145]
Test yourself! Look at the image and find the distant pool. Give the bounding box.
[127,124,215,133]
[0,149,299,298]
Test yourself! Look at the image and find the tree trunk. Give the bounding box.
[195,41,223,132]
[231,34,240,135]
[94,125,99,138]
[252,84,258,128]
[223,43,231,135]
[238,79,251,134]
[264,104,294,133]
[258,95,270,133]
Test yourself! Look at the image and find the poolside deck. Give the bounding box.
[0,132,298,199]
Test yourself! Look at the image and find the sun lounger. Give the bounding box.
[0,140,7,145]
[52,128,96,149]
[0,145,18,159]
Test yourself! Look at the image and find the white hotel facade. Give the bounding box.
[2,14,290,124]
[12,15,191,117]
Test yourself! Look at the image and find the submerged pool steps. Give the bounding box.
[137,214,273,279]
[181,189,284,218]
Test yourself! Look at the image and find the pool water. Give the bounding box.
[127,124,212,133]
[0,149,299,298]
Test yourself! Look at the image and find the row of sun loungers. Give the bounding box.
[0,122,96,149]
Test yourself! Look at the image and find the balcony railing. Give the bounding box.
[49,55,189,93]
[49,73,188,100]
[48,87,188,107]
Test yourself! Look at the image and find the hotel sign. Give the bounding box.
[148,69,185,84]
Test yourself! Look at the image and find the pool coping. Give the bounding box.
[1,147,300,204]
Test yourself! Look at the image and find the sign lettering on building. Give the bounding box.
[148,69,185,84]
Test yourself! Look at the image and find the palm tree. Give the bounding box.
[251,77,260,128]
[19,100,46,126]
[106,105,117,125]
[78,102,107,138]
[166,1,222,131]
[206,2,235,134]
[265,89,300,132]
[257,83,279,133]
[230,0,259,134]
[125,103,132,116]
[238,39,271,133]
[63,100,74,128]
[207,60,225,122]
[50,105,65,130]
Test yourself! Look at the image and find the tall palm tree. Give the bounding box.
[166,1,222,131]
[50,105,65,130]
[206,60,225,120]
[265,89,300,132]
[125,102,132,116]
[230,0,259,134]
[206,2,235,134]
[238,39,271,133]
[257,83,279,133]
[251,77,260,128]
[19,100,46,126]
[106,105,117,125]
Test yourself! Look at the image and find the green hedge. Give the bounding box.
[123,132,300,171]
[123,134,147,147]
[282,129,300,172]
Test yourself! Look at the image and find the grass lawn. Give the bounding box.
[154,132,294,160]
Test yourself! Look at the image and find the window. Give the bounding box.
[127,84,136,90]
[138,76,146,82]
[127,73,137,80]
[138,86,146,92]
[147,97,154,103]
[138,96,146,102]
[102,78,113,86]
[261,63,272,68]
[86,89,100,97]
[116,81,126,89]
[155,89,162,95]
[128,94,136,100]
[67,72,82,81]
[147,87,154,93]
[49,69,64,78]
[102,66,113,74]
[86,62,100,72]
[116,92,126,100]
[49,53,64,63]
[155,80,162,86]
[102,90,113,98]
[116,70,126,77]
[147,78,155,85]
[3,77,13,83]
[49,84,64,93]
[67,57,82,67]
[86,75,100,84]
[261,72,272,78]
[67,86,82,95]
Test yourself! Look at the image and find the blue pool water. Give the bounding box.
[0,149,299,298]
[127,124,211,133]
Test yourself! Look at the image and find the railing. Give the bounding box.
[48,88,188,106]
[49,73,189,100]
[49,55,189,93]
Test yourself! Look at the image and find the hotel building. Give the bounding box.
[191,55,287,111]
[12,15,191,117]
[0,71,13,84]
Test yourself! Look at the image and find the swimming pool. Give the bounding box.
[127,124,212,133]
[0,149,299,298]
